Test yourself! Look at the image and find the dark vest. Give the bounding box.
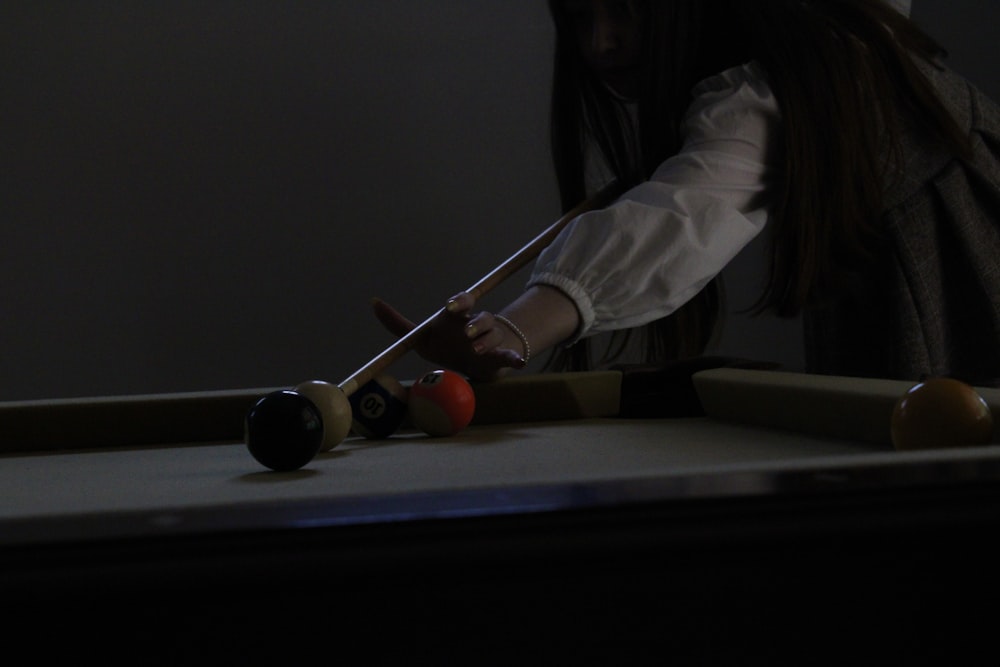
[803,61,1000,385]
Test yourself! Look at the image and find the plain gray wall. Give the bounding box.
[1,1,558,400]
[1,1,997,400]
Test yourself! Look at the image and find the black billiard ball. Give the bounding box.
[245,390,324,471]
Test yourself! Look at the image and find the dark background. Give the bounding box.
[1,1,995,400]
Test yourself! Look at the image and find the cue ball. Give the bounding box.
[408,369,476,437]
[890,377,994,451]
[348,374,409,439]
[245,390,324,471]
[295,380,352,451]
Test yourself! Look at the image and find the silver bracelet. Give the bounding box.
[494,314,531,363]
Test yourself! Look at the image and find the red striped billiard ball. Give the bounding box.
[408,369,476,437]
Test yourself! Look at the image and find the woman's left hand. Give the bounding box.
[370,294,526,382]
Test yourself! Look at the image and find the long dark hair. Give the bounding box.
[545,0,971,370]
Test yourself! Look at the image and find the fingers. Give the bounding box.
[463,312,527,368]
[463,312,505,355]
[371,298,416,337]
[493,348,528,370]
[371,293,527,382]
[445,291,477,315]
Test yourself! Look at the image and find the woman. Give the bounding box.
[375,0,1000,385]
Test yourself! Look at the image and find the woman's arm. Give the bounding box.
[371,63,780,380]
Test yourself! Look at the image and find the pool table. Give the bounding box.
[3,362,999,662]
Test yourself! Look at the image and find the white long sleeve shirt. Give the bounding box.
[528,61,781,344]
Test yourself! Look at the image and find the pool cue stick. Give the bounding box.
[338,183,621,397]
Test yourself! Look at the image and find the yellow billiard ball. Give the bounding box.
[294,380,353,452]
[891,377,994,451]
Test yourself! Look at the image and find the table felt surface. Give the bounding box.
[8,414,997,525]
[5,367,1000,549]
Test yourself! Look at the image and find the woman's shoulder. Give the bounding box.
[685,61,776,120]
[690,61,771,100]
[915,58,1000,133]
[681,61,779,136]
